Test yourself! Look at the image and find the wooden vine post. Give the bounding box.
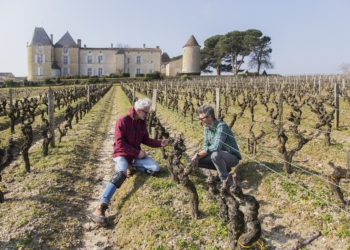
[87,85,90,103]
[334,83,339,128]
[151,89,157,138]
[9,88,13,106]
[48,88,55,148]
[278,82,284,131]
[132,86,136,104]
[216,88,220,118]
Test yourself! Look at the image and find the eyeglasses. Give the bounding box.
[199,116,208,121]
[140,110,149,115]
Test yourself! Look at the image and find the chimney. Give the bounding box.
[77,39,81,47]
[84,44,86,49]
[50,34,53,44]
[143,44,146,49]
[111,43,113,48]
[156,46,159,49]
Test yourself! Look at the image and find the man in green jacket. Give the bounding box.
[191,104,241,181]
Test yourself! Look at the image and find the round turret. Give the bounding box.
[182,35,200,74]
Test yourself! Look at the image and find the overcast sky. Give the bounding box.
[1,0,349,77]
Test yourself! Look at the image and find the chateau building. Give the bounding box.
[26,27,200,80]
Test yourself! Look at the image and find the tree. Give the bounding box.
[219,29,263,75]
[339,63,350,75]
[4,78,14,87]
[200,35,232,75]
[115,43,131,48]
[248,36,274,74]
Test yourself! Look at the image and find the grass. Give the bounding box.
[1,83,350,249]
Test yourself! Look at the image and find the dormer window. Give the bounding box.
[63,47,68,54]
[37,44,43,53]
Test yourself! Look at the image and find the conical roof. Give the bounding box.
[161,52,171,63]
[183,35,200,47]
[28,27,52,46]
[55,31,78,48]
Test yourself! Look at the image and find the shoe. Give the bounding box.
[88,202,108,225]
[145,169,159,176]
[127,166,136,178]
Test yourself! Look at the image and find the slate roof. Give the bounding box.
[51,62,61,70]
[161,52,171,63]
[55,31,78,48]
[183,35,200,47]
[28,27,53,46]
[0,72,15,77]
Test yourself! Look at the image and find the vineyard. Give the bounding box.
[0,76,350,249]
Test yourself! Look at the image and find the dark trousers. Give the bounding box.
[198,150,240,181]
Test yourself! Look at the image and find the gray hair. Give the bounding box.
[197,104,215,119]
[134,98,152,110]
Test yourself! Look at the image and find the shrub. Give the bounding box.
[56,77,61,84]
[122,73,130,77]
[180,74,188,80]
[4,78,14,87]
[44,78,52,85]
[135,74,144,77]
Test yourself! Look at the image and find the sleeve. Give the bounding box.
[206,124,225,153]
[203,128,209,152]
[115,119,139,157]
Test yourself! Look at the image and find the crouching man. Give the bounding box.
[191,104,241,182]
[88,98,168,224]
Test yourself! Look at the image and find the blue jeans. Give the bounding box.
[198,150,239,181]
[99,156,160,203]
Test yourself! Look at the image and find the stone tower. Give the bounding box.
[27,27,54,80]
[182,35,200,74]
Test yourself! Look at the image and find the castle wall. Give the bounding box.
[55,47,79,76]
[123,50,161,77]
[27,45,54,81]
[79,48,117,76]
[182,46,200,73]
[166,58,183,76]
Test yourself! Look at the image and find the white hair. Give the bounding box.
[134,98,152,110]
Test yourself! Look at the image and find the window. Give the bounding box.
[63,56,68,65]
[125,58,130,64]
[125,68,130,73]
[136,68,141,74]
[87,68,92,76]
[149,70,153,73]
[38,67,43,76]
[37,54,43,64]
[150,61,153,64]
[62,68,69,76]
[98,55,103,64]
[136,56,141,64]
[63,47,68,54]
[87,55,92,64]
[98,68,103,77]
[37,44,43,52]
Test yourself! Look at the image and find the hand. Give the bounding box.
[161,139,169,147]
[138,150,147,159]
[190,154,199,168]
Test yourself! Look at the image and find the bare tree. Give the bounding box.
[248,36,274,74]
[115,43,131,48]
[339,63,350,75]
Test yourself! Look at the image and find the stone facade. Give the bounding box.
[27,27,201,80]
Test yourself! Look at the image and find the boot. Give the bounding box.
[126,166,135,178]
[88,202,108,224]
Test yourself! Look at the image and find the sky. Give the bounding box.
[1,0,350,77]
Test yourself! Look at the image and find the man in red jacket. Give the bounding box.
[88,98,169,225]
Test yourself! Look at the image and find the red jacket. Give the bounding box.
[112,107,162,164]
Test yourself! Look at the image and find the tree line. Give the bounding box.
[200,29,274,76]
